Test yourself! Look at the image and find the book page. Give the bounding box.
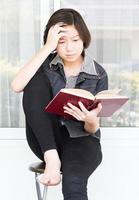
[61,88,95,100]
[96,89,122,98]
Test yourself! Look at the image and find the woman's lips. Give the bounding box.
[66,54,75,57]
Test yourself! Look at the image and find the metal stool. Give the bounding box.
[29,162,47,200]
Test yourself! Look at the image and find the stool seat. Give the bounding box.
[29,162,45,173]
[29,161,62,200]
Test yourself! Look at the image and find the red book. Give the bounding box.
[44,88,129,119]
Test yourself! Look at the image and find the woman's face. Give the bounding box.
[56,25,84,63]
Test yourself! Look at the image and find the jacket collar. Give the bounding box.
[50,53,98,76]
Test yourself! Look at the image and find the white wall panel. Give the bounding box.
[0,128,139,200]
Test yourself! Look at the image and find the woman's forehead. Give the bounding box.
[60,25,79,38]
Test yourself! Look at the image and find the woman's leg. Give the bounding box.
[60,126,102,200]
[26,119,44,161]
[23,71,59,153]
[23,71,62,185]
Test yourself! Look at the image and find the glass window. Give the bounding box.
[0,0,41,127]
[61,0,139,127]
[0,0,139,127]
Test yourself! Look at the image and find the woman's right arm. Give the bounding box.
[11,45,52,93]
[11,24,67,93]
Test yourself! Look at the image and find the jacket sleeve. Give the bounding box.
[23,70,58,153]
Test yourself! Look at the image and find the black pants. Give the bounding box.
[23,70,102,200]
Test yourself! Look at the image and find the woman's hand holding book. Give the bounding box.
[63,101,102,134]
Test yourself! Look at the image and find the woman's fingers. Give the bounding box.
[97,103,102,112]
[78,101,89,113]
[64,110,83,121]
[51,24,67,34]
[63,105,81,120]
[63,103,87,121]
[90,103,102,115]
[63,102,102,122]
[63,103,81,115]
[46,24,68,51]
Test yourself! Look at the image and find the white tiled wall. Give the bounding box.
[0,128,139,200]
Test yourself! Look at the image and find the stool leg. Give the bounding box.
[35,172,48,200]
[35,172,42,200]
[42,186,48,200]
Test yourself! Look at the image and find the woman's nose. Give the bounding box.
[65,41,73,51]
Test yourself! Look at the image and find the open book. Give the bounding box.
[44,88,129,119]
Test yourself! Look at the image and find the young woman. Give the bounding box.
[11,8,108,200]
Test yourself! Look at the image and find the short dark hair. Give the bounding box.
[43,8,91,51]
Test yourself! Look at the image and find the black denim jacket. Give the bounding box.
[41,53,108,139]
[23,53,108,153]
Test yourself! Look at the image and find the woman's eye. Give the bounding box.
[73,39,79,42]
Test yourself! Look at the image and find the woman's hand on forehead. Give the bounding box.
[45,24,68,52]
[53,23,68,34]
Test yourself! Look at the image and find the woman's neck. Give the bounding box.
[62,56,84,77]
